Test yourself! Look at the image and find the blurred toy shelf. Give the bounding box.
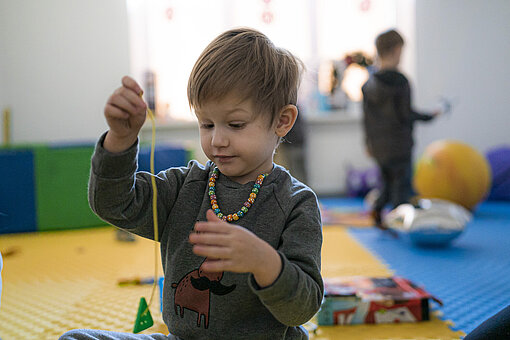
[307,112,361,125]
[140,102,362,131]
[140,104,367,196]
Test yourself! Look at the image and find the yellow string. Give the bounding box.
[142,101,159,317]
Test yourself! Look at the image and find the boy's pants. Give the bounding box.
[464,305,510,339]
[59,329,180,340]
[374,156,412,213]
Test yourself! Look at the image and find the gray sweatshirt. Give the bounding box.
[88,133,323,339]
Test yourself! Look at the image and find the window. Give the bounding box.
[127,0,403,122]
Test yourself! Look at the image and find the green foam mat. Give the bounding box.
[34,145,104,231]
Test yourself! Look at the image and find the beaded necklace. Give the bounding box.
[208,167,268,222]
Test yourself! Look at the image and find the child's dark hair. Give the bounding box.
[375,29,404,57]
[187,27,303,125]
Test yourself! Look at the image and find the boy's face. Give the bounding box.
[392,45,402,66]
[195,94,279,184]
[384,45,402,68]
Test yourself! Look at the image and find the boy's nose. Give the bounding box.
[211,130,228,147]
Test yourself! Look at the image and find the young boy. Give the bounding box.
[362,29,438,229]
[60,28,323,339]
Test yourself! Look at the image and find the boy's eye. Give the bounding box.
[200,123,214,129]
[229,123,245,129]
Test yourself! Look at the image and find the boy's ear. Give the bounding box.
[275,105,298,137]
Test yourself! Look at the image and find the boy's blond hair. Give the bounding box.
[375,29,404,58]
[188,27,303,125]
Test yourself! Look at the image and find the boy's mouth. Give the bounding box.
[214,155,235,163]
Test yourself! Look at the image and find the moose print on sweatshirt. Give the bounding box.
[172,258,236,328]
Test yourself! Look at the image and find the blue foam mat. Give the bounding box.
[343,201,510,334]
[319,197,365,210]
[138,144,188,174]
[0,149,37,233]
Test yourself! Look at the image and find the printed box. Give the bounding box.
[318,276,439,325]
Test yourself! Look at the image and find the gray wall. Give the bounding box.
[414,0,510,156]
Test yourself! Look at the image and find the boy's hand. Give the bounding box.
[189,210,282,288]
[103,76,147,153]
[432,109,442,118]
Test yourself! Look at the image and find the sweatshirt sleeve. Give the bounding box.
[88,132,191,240]
[248,187,323,326]
[410,110,434,122]
[395,81,434,123]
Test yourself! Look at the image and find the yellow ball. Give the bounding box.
[413,140,492,210]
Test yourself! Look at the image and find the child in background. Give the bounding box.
[362,29,439,230]
[60,28,323,340]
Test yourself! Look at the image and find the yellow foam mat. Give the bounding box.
[0,227,168,339]
[0,226,464,339]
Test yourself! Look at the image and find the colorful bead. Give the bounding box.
[208,167,267,223]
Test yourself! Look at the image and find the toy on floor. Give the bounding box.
[485,145,510,201]
[384,198,472,247]
[0,246,20,258]
[320,206,374,227]
[318,276,441,325]
[133,297,153,333]
[413,140,491,210]
[118,276,156,286]
[345,166,381,198]
[116,229,136,242]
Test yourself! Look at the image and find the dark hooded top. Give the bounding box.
[361,69,433,163]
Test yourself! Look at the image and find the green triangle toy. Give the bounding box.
[133,297,154,333]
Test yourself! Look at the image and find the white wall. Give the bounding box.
[0,63,5,143]
[413,0,510,156]
[0,0,130,144]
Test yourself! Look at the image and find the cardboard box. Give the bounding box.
[318,276,436,325]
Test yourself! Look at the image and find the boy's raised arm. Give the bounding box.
[88,77,188,240]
